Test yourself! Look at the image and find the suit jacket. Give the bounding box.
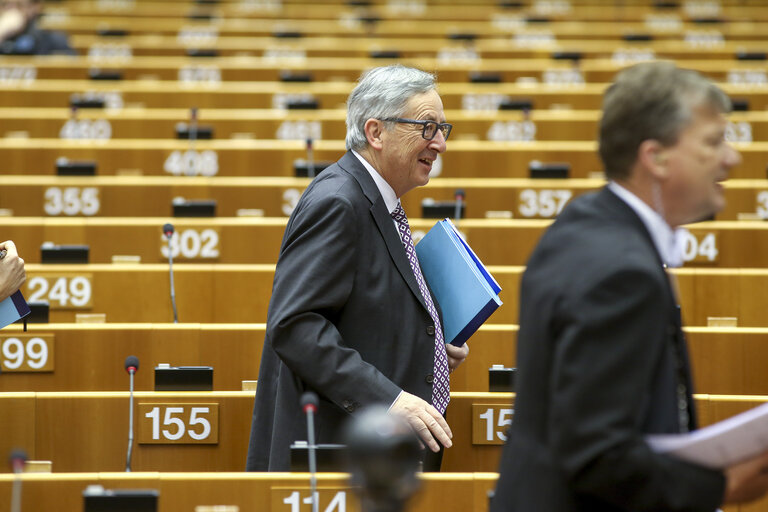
[246,151,442,471]
[490,187,725,511]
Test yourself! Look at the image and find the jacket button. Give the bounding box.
[425,374,434,385]
[342,399,354,412]
[426,325,435,336]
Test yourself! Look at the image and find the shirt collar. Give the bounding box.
[607,181,685,268]
[352,149,399,214]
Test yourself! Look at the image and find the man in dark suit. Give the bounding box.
[0,0,75,55]
[246,65,469,472]
[491,61,768,511]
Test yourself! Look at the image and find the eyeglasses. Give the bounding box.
[380,118,453,141]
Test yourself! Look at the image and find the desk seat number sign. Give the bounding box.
[138,403,219,444]
[26,273,93,309]
[473,402,515,445]
[1,334,54,372]
[272,487,357,512]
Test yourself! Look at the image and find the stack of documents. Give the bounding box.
[415,219,502,347]
[0,290,30,330]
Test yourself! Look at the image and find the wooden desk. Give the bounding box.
[0,471,498,512]
[3,176,767,223]
[2,323,765,397]
[36,14,768,40]
[0,390,766,477]
[66,33,768,60]
[1,54,768,84]
[41,0,768,23]
[3,217,768,268]
[0,137,766,179]
[0,322,514,395]
[2,80,768,112]
[0,108,764,144]
[14,263,768,327]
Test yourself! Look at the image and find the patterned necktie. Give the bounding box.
[390,202,450,413]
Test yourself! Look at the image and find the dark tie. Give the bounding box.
[390,202,450,413]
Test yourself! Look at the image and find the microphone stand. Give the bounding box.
[186,107,198,176]
[301,392,319,512]
[126,366,135,472]
[10,450,26,512]
[453,189,465,229]
[124,356,139,472]
[164,224,178,323]
[306,138,315,179]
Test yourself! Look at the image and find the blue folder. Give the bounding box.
[0,290,30,330]
[415,219,502,347]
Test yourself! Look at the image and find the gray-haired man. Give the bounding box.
[246,65,468,472]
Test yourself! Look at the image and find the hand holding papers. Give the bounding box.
[415,219,502,347]
[0,246,29,329]
[647,401,768,470]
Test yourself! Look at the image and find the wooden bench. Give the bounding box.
[0,471,497,512]
[2,79,767,112]
[66,33,768,60]
[1,54,768,83]
[0,390,765,476]
[13,263,768,328]
[3,217,767,268]
[3,176,767,222]
[2,323,767,397]
[0,138,766,179]
[0,107,763,144]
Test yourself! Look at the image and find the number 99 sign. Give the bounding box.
[1,335,54,372]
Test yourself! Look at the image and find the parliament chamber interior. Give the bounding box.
[1,0,768,510]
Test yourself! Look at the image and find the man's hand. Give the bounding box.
[446,342,469,373]
[390,391,452,453]
[723,450,768,504]
[0,8,25,42]
[0,240,25,302]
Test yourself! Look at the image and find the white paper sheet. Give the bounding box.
[647,401,768,469]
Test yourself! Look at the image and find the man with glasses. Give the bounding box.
[247,65,468,472]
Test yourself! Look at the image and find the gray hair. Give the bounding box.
[599,61,731,180]
[345,65,437,151]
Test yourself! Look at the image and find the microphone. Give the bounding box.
[453,189,465,226]
[305,138,315,178]
[9,449,27,512]
[301,391,319,512]
[186,107,198,176]
[163,223,178,323]
[124,355,139,472]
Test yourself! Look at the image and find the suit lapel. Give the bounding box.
[599,186,696,429]
[337,152,430,312]
[597,187,677,304]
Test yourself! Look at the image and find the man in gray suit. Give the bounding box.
[246,65,469,472]
[491,62,768,510]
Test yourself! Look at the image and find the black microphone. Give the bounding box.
[454,189,465,226]
[301,391,319,512]
[162,223,178,323]
[124,355,139,472]
[343,406,421,512]
[9,449,27,512]
[305,138,315,178]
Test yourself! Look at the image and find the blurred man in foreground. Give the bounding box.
[491,61,768,511]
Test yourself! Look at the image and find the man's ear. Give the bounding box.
[638,139,668,179]
[364,118,385,150]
